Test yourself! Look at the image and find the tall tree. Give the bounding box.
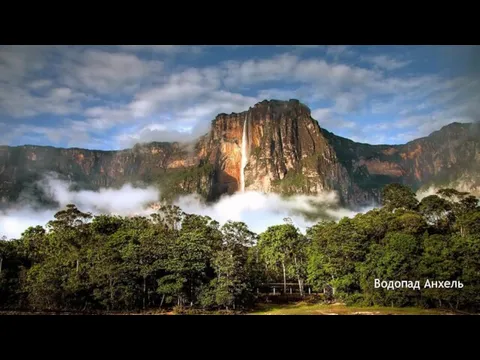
[205,221,256,309]
[381,183,419,212]
[159,214,221,307]
[436,188,469,202]
[307,218,368,300]
[419,195,452,228]
[360,232,422,307]
[258,223,306,295]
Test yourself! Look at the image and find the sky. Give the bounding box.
[1,45,479,150]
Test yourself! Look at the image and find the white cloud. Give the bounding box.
[80,66,258,145]
[325,45,353,58]
[363,55,411,71]
[0,175,367,239]
[350,134,389,145]
[389,131,420,144]
[257,87,304,100]
[311,108,333,122]
[115,120,210,147]
[175,91,259,121]
[62,49,164,94]
[221,54,383,103]
[397,113,472,139]
[0,85,87,118]
[296,59,379,89]
[276,45,325,49]
[223,54,299,87]
[118,45,203,54]
[115,90,259,147]
[311,108,356,130]
[28,79,53,89]
[333,91,367,113]
[0,120,92,148]
[112,66,225,124]
[67,53,386,146]
[395,114,433,129]
[175,191,349,234]
[41,177,160,215]
[368,75,476,124]
[0,177,160,239]
[83,105,135,130]
[363,122,390,132]
[0,45,48,85]
[1,209,56,239]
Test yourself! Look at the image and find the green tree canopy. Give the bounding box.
[381,183,419,211]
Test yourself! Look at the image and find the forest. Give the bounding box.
[0,184,479,313]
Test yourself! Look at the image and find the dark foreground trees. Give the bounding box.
[0,185,479,313]
[0,205,261,311]
[306,185,480,311]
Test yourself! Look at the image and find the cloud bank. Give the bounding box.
[0,175,368,240]
[3,176,478,240]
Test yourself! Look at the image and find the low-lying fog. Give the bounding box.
[2,174,466,240]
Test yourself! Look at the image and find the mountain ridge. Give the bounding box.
[1,99,479,208]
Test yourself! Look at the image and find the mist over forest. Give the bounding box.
[0,173,370,240]
[1,182,479,313]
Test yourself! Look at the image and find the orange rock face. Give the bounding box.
[203,99,353,199]
[400,144,423,160]
[204,112,245,193]
[167,159,187,169]
[382,148,398,156]
[358,159,406,177]
[0,102,478,208]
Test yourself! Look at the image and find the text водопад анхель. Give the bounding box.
[375,279,464,291]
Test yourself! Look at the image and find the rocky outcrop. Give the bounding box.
[1,100,479,208]
[200,112,245,195]
[397,123,480,186]
[0,142,213,205]
[320,121,480,201]
[197,99,372,206]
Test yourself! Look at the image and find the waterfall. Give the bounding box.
[240,115,248,192]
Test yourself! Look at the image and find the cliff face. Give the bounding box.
[243,99,338,194]
[321,121,480,199]
[1,99,479,208]
[200,112,245,195]
[0,142,212,205]
[397,123,480,187]
[198,99,372,205]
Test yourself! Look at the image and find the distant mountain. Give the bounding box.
[1,99,479,208]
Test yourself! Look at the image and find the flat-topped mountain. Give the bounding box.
[1,99,479,208]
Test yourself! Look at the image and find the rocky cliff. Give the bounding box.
[321,121,480,198]
[0,142,213,205]
[205,100,370,205]
[1,99,479,209]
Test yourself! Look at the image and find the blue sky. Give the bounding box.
[1,45,479,150]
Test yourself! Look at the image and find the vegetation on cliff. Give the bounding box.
[156,162,215,201]
[272,172,309,195]
[1,102,479,208]
[1,184,479,313]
